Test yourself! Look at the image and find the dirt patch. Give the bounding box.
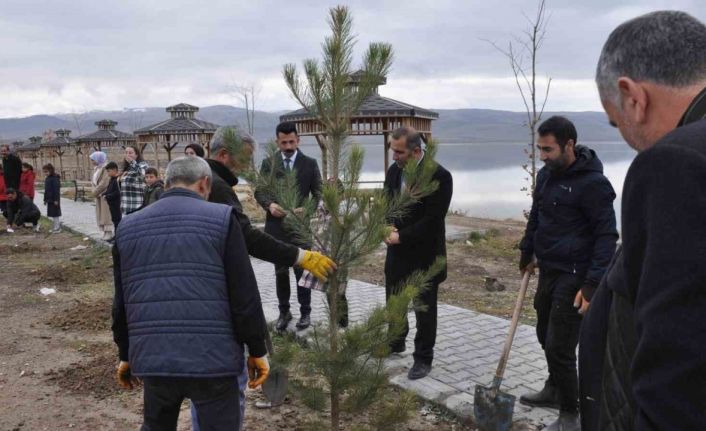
[46,297,112,331]
[31,248,112,288]
[0,241,44,254]
[45,343,121,400]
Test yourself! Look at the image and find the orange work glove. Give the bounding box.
[247,356,270,389]
[116,361,140,390]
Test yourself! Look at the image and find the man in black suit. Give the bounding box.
[256,121,322,331]
[384,126,453,380]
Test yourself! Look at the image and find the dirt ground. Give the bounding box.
[349,215,539,326]
[0,223,477,431]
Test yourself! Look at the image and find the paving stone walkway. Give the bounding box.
[41,193,556,428]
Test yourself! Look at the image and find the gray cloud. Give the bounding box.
[1,0,705,117]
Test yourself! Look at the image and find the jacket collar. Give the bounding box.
[161,188,205,201]
[207,159,238,187]
[678,86,706,127]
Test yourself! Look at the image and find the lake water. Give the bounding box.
[255,141,636,222]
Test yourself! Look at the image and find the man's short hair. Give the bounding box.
[145,167,159,177]
[596,11,706,105]
[391,126,423,151]
[538,116,578,150]
[209,126,256,156]
[165,156,212,188]
[276,121,298,137]
[105,161,119,171]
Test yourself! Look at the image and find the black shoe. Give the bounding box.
[275,311,292,332]
[519,381,560,409]
[407,362,431,380]
[544,411,580,431]
[390,344,406,354]
[295,313,311,330]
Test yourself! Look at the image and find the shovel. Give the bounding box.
[259,330,288,407]
[474,271,531,431]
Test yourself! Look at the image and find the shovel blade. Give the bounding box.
[262,370,288,405]
[473,384,516,431]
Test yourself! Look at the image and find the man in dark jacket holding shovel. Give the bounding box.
[519,116,618,431]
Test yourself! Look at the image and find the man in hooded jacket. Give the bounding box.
[518,115,618,431]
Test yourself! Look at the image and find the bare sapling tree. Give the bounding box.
[485,0,551,203]
[231,82,261,136]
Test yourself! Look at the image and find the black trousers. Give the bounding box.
[275,264,311,315]
[386,280,439,366]
[535,270,583,413]
[141,376,240,431]
[16,211,40,226]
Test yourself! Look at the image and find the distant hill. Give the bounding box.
[0,105,621,144]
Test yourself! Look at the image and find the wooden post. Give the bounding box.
[383,132,389,173]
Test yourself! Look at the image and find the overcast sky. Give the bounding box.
[1,0,704,118]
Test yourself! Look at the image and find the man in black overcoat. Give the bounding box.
[383,126,453,380]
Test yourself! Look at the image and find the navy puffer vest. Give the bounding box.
[117,188,244,377]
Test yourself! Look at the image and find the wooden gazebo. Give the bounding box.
[279,73,439,171]
[41,129,74,179]
[17,137,42,172]
[134,103,219,170]
[76,120,136,180]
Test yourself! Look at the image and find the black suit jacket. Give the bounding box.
[255,150,322,246]
[383,160,453,287]
[207,159,299,267]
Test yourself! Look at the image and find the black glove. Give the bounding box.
[519,251,534,272]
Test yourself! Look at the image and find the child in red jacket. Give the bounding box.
[20,163,36,200]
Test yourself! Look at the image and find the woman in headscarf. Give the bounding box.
[89,151,114,240]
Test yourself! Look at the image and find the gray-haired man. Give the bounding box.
[111,157,270,431]
[580,11,706,430]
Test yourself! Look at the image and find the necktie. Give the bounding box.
[285,158,292,171]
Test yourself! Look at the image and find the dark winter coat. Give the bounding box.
[207,159,299,266]
[141,180,164,208]
[43,174,62,217]
[384,159,453,286]
[579,87,706,431]
[103,176,122,224]
[2,153,22,190]
[112,189,265,377]
[519,145,618,288]
[7,191,40,226]
[20,170,35,200]
[254,150,322,246]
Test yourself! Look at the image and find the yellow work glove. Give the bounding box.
[298,250,337,282]
[116,361,140,390]
[247,356,270,389]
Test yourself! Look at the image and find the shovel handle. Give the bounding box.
[265,328,275,356]
[492,271,531,387]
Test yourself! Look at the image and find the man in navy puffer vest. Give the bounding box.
[111,156,269,431]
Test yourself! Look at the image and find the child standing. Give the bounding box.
[102,162,122,234]
[20,163,36,200]
[141,167,164,209]
[43,163,62,233]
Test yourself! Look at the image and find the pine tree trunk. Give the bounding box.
[329,275,340,430]
[316,135,329,180]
